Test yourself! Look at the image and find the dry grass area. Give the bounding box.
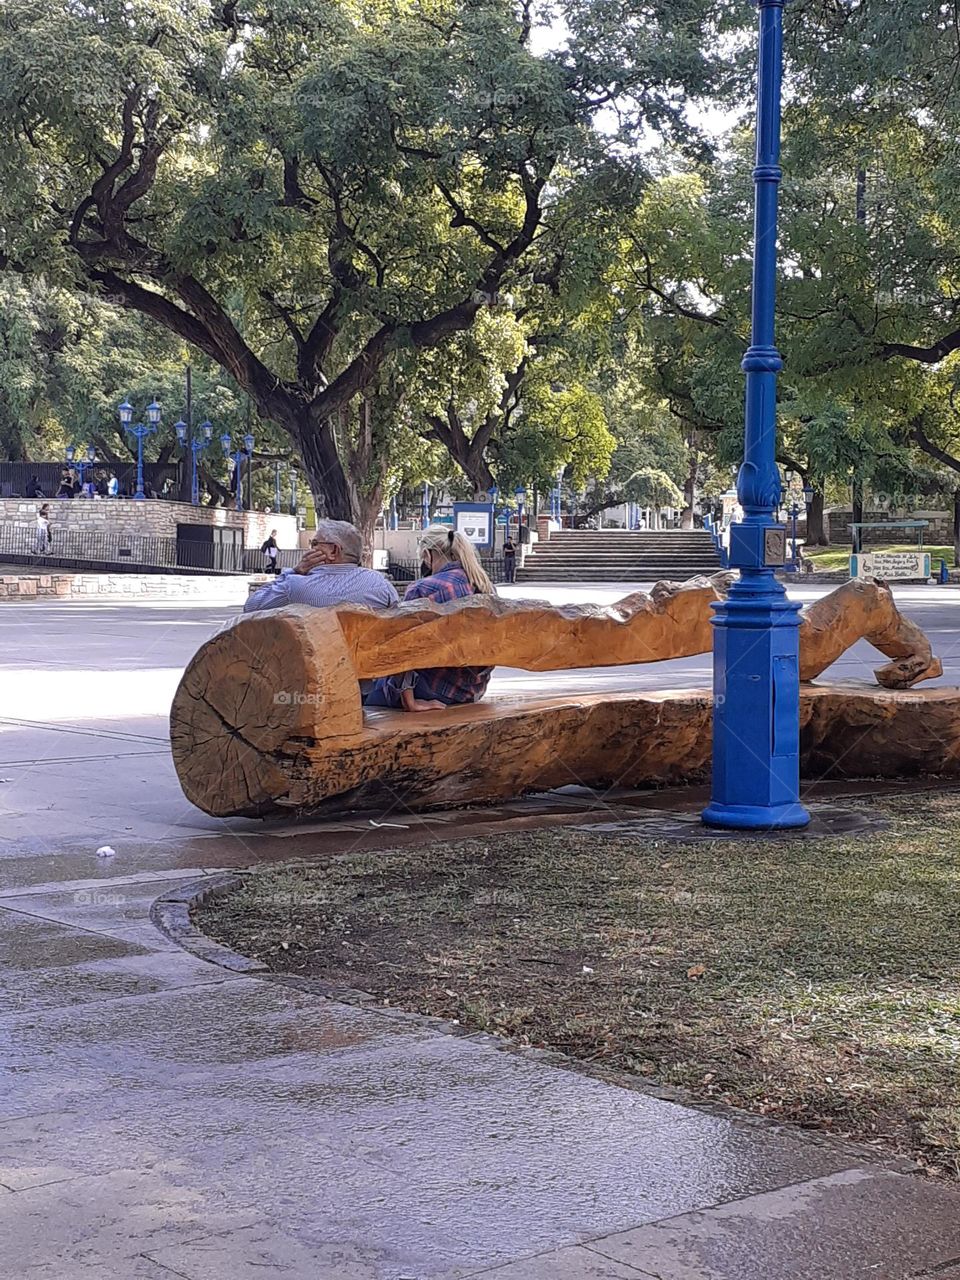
[199,792,960,1176]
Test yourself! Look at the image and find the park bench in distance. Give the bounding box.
[170,574,947,819]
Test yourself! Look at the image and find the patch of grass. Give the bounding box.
[199,792,960,1176]
[806,544,953,572]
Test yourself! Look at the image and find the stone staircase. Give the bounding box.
[516,529,724,583]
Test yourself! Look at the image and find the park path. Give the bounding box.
[2,594,960,1277]
[4,800,960,1280]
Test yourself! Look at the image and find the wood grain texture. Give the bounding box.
[169,575,946,817]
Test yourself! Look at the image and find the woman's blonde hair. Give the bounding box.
[419,524,495,594]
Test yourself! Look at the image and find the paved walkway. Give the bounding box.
[3,588,960,1278]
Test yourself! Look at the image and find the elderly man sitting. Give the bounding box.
[244,519,398,613]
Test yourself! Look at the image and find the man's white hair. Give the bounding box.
[312,518,362,564]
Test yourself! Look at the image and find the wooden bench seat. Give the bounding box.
[170,575,947,818]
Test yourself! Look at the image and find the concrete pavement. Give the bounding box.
[2,583,960,1277]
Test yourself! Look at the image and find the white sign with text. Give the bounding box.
[851,551,931,581]
[455,509,492,546]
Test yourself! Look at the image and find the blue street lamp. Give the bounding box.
[65,444,97,494]
[551,467,564,523]
[290,469,298,518]
[274,462,282,515]
[119,398,161,500]
[515,485,526,539]
[389,495,399,531]
[702,0,809,830]
[220,431,255,511]
[421,482,430,530]
[175,419,213,506]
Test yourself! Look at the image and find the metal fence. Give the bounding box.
[387,555,511,586]
[241,547,302,574]
[0,461,179,499]
[0,529,517,583]
[0,525,246,575]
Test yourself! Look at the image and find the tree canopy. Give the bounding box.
[4,0,960,544]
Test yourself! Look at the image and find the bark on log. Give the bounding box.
[170,574,944,817]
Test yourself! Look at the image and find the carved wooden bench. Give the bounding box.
[170,575,950,818]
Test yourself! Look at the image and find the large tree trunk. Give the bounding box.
[352,485,385,567]
[806,488,828,546]
[296,421,353,522]
[176,364,193,504]
[851,477,864,547]
[419,412,495,496]
[680,435,697,529]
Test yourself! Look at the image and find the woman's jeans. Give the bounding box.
[364,676,459,708]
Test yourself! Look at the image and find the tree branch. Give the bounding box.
[881,329,960,364]
[910,418,960,474]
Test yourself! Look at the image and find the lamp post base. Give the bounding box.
[702,558,810,832]
[702,799,810,830]
[133,492,145,501]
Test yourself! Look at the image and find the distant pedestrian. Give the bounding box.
[29,475,45,498]
[56,469,73,498]
[260,530,280,574]
[503,537,517,583]
[107,472,119,498]
[35,504,51,554]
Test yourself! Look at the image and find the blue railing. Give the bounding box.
[703,515,729,568]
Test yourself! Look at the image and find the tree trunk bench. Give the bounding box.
[170,575,948,818]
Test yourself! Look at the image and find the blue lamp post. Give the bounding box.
[274,462,282,515]
[175,419,213,506]
[65,444,97,494]
[290,469,299,518]
[702,0,808,830]
[515,485,526,539]
[421,482,430,530]
[119,399,161,500]
[220,431,255,511]
[551,467,564,523]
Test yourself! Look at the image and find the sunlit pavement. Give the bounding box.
[3,583,960,1278]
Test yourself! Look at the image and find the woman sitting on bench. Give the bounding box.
[365,526,495,713]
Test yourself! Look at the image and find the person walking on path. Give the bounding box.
[365,526,495,712]
[503,536,517,583]
[260,530,280,575]
[244,519,398,613]
[35,504,51,555]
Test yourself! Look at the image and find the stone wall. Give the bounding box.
[827,509,953,545]
[0,571,258,603]
[0,497,299,548]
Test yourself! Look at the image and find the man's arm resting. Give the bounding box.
[243,569,294,613]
